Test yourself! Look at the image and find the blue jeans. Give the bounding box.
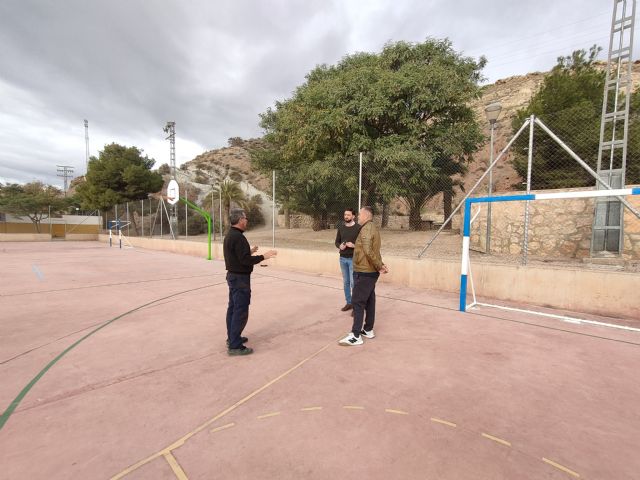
[339,256,354,304]
[226,273,251,349]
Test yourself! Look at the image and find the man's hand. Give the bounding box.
[379,265,389,274]
[345,242,355,248]
[339,243,346,251]
[251,245,259,254]
[263,250,278,260]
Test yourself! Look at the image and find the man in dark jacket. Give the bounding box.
[334,208,361,311]
[224,209,277,356]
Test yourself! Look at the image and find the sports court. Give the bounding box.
[1,241,639,479]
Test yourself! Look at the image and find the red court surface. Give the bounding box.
[1,241,639,480]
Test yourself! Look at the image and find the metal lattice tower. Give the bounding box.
[163,122,176,179]
[592,0,637,255]
[84,119,90,174]
[56,165,74,196]
[163,121,178,238]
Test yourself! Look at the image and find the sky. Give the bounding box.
[0,0,633,189]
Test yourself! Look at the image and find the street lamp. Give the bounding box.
[484,102,502,254]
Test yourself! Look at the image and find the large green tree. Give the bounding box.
[76,143,164,210]
[254,38,485,230]
[0,181,70,232]
[511,45,640,189]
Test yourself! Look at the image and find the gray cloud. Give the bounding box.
[0,0,628,188]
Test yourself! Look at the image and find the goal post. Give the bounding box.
[459,187,640,313]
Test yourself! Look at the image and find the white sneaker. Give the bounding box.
[361,329,375,339]
[338,333,363,346]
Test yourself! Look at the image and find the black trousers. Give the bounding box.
[226,272,251,349]
[351,271,380,337]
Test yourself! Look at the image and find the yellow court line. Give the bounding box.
[481,433,511,447]
[343,405,365,410]
[163,452,189,480]
[430,417,457,428]
[257,412,281,419]
[210,422,235,434]
[301,406,323,411]
[110,342,332,479]
[385,409,409,415]
[542,458,580,478]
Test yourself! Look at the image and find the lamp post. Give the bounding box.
[484,102,502,254]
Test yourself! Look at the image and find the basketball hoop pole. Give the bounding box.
[179,197,212,260]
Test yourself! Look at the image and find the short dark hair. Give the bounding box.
[362,206,373,215]
[229,209,246,226]
[344,208,355,214]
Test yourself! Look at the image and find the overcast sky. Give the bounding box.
[0,0,632,189]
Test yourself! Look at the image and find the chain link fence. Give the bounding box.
[253,110,640,270]
[99,108,640,272]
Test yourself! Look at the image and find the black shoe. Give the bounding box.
[341,304,353,311]
[228,345,253,356]
[226,336,248,347]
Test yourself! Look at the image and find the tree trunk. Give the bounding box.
[312,213,323,231]
[443,190,453,230]
[382,203,389,229]
[409,207,422,231]
[284,204,290,229]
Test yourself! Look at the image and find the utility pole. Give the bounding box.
[163,121,178,238]
[56,165,74,196]
[84,119,90,174]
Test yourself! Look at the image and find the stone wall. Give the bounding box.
[278,213,411,230]
[461,187,640,260]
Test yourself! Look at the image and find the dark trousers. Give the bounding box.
[351,271,380,337]
[226,272,251,349]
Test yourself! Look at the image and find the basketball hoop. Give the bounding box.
[167,179,179,205]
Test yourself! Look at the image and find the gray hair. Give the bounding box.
[229,209,246,226]
[361,206,373,216]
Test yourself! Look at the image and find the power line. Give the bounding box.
[465,10,610,56]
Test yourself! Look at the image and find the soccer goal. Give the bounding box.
[459,187,640,329]
[108,220,134,249]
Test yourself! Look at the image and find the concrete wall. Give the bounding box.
[97,235,639,320]
[0,234,51,242]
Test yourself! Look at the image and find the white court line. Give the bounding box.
[474,302,640,333]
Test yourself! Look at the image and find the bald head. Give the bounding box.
[358,206,373,224]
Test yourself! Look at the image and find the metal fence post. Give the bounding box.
[523,115,535,265]
[272,170,276,248]
[358,152,363,212]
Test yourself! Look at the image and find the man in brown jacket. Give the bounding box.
[339,206,389,346]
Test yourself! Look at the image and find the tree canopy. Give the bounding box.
[0,181,69,232]
[76,143,164,210]
[252,38,486,230]
[511,45,640,189]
